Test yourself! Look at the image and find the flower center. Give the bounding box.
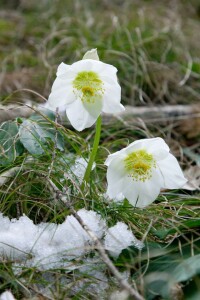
[124,149,156,182]
[73,71,104,103]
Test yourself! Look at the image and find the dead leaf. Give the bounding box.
[183,166,200,191]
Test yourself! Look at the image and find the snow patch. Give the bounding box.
[104,222,144,258]
[0,211,143,269]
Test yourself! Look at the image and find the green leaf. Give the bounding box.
[152,219,200,239]
[0,121,24,166]
[19,119,46,155]
[173,254,200,282]
[30,107,56,121]
[144,272,173,300]
[19,117,64,155]
[184,278,200,300]
[142,238,200,299]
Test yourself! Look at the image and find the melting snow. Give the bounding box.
[104,222,144,258]
[0,210,144,270]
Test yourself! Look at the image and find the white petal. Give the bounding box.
[83,95,103,118]
[82,49,99,61]
[71,59,118,79]
[105,138,168,167]
[51,77,72,90]
[56,62,71,76]
[123,169,163,208]
[122,140,147,155]
[71,59,94,72]
[105,152,121,166]
[93,62,118,78]
[66,99,97,131]
[57,70,77,81]
[48,88,75,110]
[106,155,128,198]
[119,177,140,206]
[125,138,169,160]
[103,82,121,101]
[100,74,118,85]
[105,147,129,166]
[157,153,187,189]
[145,138,170,160]
[102,83,124,113]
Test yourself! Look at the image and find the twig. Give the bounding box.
[0,167,21,187]
[0,105,33,123]
[70,206,145,300]
[179,53,193,86]
[1,103,199,126]
[47,178,144,300]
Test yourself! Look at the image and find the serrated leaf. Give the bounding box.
[0,121,24,166]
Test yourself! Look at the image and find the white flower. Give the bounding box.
[105,137,187,208]
[47,49,124,131]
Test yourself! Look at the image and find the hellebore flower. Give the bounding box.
[47,49,124,131]
[105,137,187,208]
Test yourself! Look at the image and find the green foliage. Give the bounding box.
[0,110,65,163]
[0,113,199,298]
[173,254,200,282]
[143,244,200,300]
[0,121,23,166]
[0,0,200,299]
[152,218,200,239]
[19,111,64,155]
[116,237,200,300]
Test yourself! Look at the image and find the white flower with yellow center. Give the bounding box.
[105,137,187,208]
[47,49,124,131]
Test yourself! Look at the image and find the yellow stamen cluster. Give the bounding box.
[73,71,104,103]
[124,149,156,182]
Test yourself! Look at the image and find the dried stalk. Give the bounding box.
[0,103,199,125]
[0,105,33,123]
[70,206,145,300]
[0,167,21,187]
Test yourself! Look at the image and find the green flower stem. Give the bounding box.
[82,115,102,187]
